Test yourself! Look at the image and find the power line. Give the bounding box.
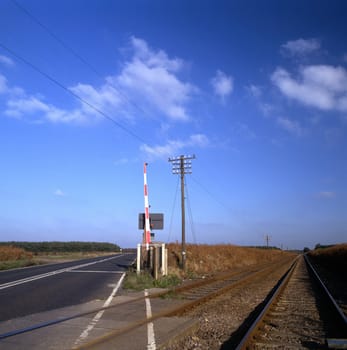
[11,0,150,119]
[191,175,233,213]
[185,178,197,244]
[0,42,147,145]
[167,175,179,243]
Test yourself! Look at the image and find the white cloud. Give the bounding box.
[248,84,262,99]
[115,37,195,121]
[69,82,123,118]
[211,70,233,99]
[1,37,198,126]
[5,95,87,123]
[141,133,209,159]
[54,189,67,197]
[0,74,9,94]
[271,65,347,112]
[131,37,183,72]
[0,55,14,67]
[276,117,303,136]
[316,191,336,199]
[281,38,320,56]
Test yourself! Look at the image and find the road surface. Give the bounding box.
[0,253,135,322]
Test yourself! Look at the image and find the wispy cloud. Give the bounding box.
[281,38,320,57]
[276,117,304,136]
[5,94,89,123]
[247,84,275,117]
[211,70,233,100]
[248,84,262,99]
[115,36,196,121]
[113,157,138,165]
[0,54,14,67]
[0,74,8,94]
[315,191,336,199]
[271,65,347,112]
[1,37,196,125]
[140,133,209,160]
[54,189,67,197]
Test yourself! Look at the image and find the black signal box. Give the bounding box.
[138,213,164,230]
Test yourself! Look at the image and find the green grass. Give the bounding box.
[123,271,181,291]
[0,259,37,271]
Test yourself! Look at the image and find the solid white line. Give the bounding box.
[0,255,123,291]
[145,289,156,350]
[68,270,124,274]
[74,273,126,345]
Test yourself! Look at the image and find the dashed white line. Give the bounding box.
[145,289,156,350]
[74,273,126,346]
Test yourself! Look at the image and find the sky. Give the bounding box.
[0,0,346,250]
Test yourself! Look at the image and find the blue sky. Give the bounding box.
[0,0,346,249]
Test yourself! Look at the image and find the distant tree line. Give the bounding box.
[0,241,120,253]
[246,246,281,250]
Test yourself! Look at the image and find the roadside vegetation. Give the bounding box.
[123,243,296,291]
[0,241,120,253]
[307,243,347,275]
[123,271,181,291]
[167,243,295,277]
[0,245,35,270]
[0,241,121,270]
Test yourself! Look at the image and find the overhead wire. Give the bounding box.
[185,178,197,244]
[167,175,179,243]
[0,42,148,145]
[11,0,150,120]
[191,175,233,213]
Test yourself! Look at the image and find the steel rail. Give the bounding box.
[0,256,295,347]
[74,257,296,349]
[235,256,299,350]
[0,259,287,341]
[235,255,347,349]
[304,254,347,329]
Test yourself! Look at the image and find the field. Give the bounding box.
[167,243,296,276]
[0,246,34,270]
[307,243,347,275]
[0,242,121,270]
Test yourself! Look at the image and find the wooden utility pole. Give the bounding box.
[265,234,271,248]
[168,155,195,271]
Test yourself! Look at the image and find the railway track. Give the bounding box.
[73,256,295,349]
[235,255,347,349]
[8,254,341,349]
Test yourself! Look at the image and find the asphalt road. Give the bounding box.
[0,253,136,322]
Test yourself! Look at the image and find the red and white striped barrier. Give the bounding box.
[143,162,151,249]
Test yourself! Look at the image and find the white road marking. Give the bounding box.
[0,255,123,290]
[74,273,126,346]
[68,270,124,274]
[145,289,156,350]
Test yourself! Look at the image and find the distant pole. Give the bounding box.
[265,234,271,248]
[168,155,195,271]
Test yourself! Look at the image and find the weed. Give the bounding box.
[123,271,180,291]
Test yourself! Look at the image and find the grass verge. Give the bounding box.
[123,271,181,291]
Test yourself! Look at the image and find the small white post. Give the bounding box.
[161,243,167,276]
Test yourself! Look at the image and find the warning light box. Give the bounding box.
[138,213,164,230]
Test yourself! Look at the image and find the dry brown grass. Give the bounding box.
[167,243,295,276]
[308,243,347,274]
[0,245,33,261]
